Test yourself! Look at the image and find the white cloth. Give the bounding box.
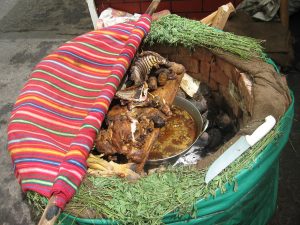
[97,8,141,29]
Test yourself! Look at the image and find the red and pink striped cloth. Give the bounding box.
[7,15,151,209]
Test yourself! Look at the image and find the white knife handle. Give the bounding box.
[245,115,276,146]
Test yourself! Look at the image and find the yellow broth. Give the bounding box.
[148,105,197,160]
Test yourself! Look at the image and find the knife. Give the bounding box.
[205,115,276,184]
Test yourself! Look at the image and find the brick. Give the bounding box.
[110,2,141,14]
[95,0,110,13]
[145,44,177,56]
[216,58,242,87]
[198,51,214,82]
[141,1,172,12]
[219,84,241,117]
[188,72,203,82]
[171,0,202,13]
[187,12,212,20]
[192,47,213,62]
[210,58,229,86]
[209,78,219,91]
[109,0,125,2]
[203,0,229,11]
[168,55,199,73]
[185,65,209,84]
[199,60,210,83]
[177,46,193,56]
[216,57,233,79]
[174,12,187,17]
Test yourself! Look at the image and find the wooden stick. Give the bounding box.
[86,0,99,30]
[201,11,218,26]
[201,2,235,30]
[37,196,61,225]
[280,0,289,27]
[145,0,161,15]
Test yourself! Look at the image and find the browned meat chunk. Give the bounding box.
[95,105,166,164]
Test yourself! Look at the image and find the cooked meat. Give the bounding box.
[157,70,168,86]
[95,104,166,164]
[95,51,185,167]
[151,115,165,128]
[130,51,170,86]
[148,76,158,90]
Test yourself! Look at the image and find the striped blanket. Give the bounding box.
[7,15,151,209]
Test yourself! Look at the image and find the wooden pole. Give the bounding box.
[145,0,161,15]
[201,2,235,30]
[86,0,99,30]
[37,196,61,225]
[280,0,289,27]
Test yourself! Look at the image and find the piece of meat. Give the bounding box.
[95,105,164,164]
[130,51,170,86]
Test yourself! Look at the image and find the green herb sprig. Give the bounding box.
[144,14,265,59]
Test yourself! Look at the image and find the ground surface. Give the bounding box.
[0,1,299,225]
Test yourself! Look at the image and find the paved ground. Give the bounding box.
[0,1,90,224]
[0,1,299,225]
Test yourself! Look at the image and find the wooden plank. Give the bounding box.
[86,0,99,30]
[201,2,235,30]
[280,0,289,27]
[212,3,235,30]
[37,196,61,225]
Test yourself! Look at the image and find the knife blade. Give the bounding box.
[205,115,276,184]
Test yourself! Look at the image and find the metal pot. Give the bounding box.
[145,96,204,168]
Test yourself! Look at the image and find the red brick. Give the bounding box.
[199,60,210,83]
[110,2,141,14]
[219,84,241,117]
[174,12,187,17]
[95,0,110,13]
[209,78,219,91]
[203,0,229,11]
[101,0,123,3]
[218,58,241,86]
[145,44,177,56]
[177,46,193,56]
[192,47,213,62]
[168,55,199,73]
[141,1,172,12]
[188,72,203,82]
[210,59,229,86]
[216,57,233,79]
[187,12,212,20]
[171,0,202,13]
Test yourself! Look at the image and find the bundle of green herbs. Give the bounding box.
[27,119,281,225]
[144,14,265,59]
